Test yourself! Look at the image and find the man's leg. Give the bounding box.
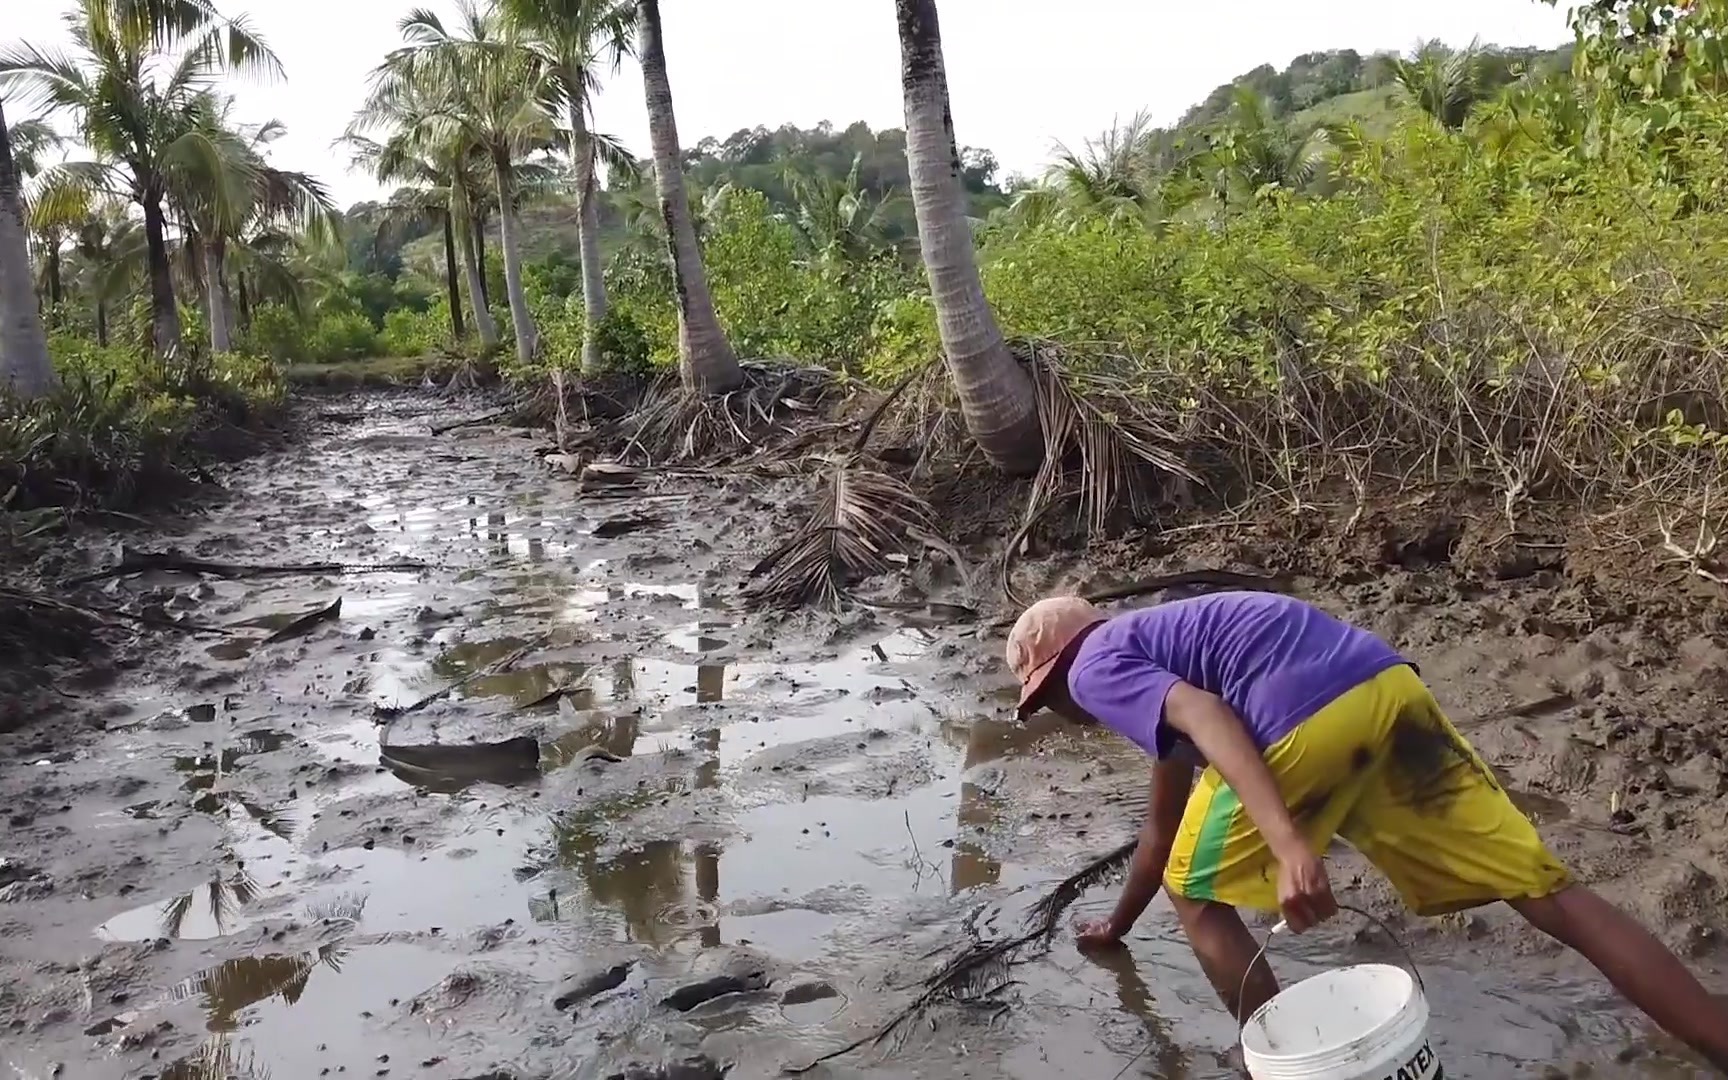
[1510,886,1728,1072]
[1345,669,1728,1070]
[1168,893,1280,1019]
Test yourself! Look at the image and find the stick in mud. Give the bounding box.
[65,550,431,585]
[373,633,552,724]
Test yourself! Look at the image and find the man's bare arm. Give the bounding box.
[1102,756,1195,938]
[1161,679,1336,930]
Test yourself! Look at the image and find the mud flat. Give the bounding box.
[0,391,1722,1078]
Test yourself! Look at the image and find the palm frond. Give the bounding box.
[1022,345,1201,541]
[744,455,940,611]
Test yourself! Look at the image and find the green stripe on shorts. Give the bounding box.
[1183,783,1241,901]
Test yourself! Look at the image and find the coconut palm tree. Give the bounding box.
[0,98,55,398]
[343,144,468,344]
[895,0,1040,473]
[0,0,284,357]
[500,0,635,372]
[1184,87,1332,207]
[1008,110,1165,231]
[72,198,142,346]
[1390,40,1483,130]
[376,2,555,364]
[346,76,501,350]
[780,152,901,262]
[635,0,742,393]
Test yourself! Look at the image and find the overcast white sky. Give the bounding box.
[7,0,1573,208]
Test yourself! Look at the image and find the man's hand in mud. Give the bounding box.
[1276,850,1337,933]
[1074,916,1127,951]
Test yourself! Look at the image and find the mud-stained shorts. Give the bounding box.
[1163,663,1571,916]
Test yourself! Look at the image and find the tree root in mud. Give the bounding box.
[784,839,1139,1074]
[66,550,431,585]
[997,568,1287,622]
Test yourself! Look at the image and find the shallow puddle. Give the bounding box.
[3,396,1719,1079]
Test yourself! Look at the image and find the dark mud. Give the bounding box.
[1,391,1723,1078]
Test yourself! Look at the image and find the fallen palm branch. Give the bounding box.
[1022,344,1203,538]
[429,408,516,436]
[742,454,942,611]
[65,550,430,586]
[617,364,838,465]
[786,839,1139,1074]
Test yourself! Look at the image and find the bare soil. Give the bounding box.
[0,390,1723,1079]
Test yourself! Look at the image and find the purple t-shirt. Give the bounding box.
[1066,591,1406,760]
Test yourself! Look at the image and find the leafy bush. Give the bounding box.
[305,311,380,363]
[379,303,448,357]
[1,336,284,510]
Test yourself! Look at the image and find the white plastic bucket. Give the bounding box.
[1241,962,1441,1080]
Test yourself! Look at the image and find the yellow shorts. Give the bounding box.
[1163,664,1570,916]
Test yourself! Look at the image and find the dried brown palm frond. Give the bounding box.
[743,455,940,611]
[861,358,972,476]
[618,363,838,465]
[786,838,1138,1073]
[1023,343,1203,538]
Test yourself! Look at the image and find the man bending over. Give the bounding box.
[1007,591,1728,1071]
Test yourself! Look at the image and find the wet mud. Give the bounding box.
[1,391,1724,1078]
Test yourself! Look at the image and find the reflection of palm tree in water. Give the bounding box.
[161,895,363,1080]
[1089,947,1191,1079]
[160,864,259,939]
[695,841,720,947]
[949,718,1018,894]
[584,839,689,945]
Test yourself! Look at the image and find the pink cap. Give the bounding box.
[1006,596,1104,716]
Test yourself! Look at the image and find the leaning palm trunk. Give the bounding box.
[491,155,538,362]
[0,100,54,399]
[638,0,742,393]
[454,183,498,349]
[140,192,181,356]
[896,0,1041,474]
[571,105,607,374]
[205,236,232,354]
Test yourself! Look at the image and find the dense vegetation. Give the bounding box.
[3,0,1728,570]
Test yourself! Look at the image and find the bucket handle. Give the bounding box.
[1235,903,1426,1031]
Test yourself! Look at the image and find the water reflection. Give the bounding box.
[943,716,1050,894]
[159,895,365,1080]
[1090,947,1191,1078]
[158,865,259,939]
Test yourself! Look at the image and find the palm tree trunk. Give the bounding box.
[205,236,232,354]
[441,209,465,342]
[896,0,1041,474]
[473,211,491,308]
[141,192,182,356]
[0,101,54,399]
[491,154,538,362]
[46,241,62,308]
[96,300,108,347]
[455,192,498,349]
[638,0,742,393]
[570,102,608,373]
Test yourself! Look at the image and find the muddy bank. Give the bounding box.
[0,389,1723,1079]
